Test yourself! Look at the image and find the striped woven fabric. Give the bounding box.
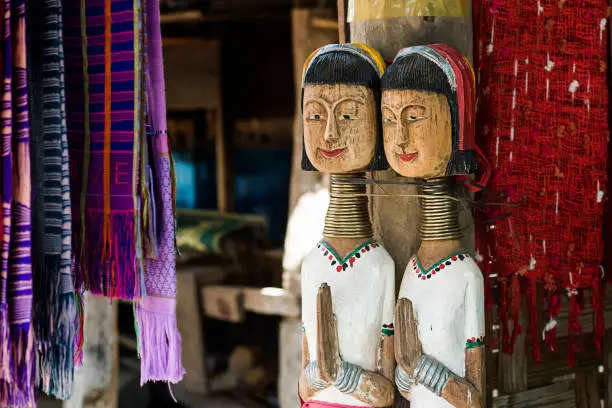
[64,0,184,386]
[27,0,77,399]
[65,0,143,300]
[0,0,36,405]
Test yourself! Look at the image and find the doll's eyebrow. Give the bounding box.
[381,104,426,116]
[304,97,366,111]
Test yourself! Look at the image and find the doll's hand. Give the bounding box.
[395,298,423,376]
[316,283,341,383]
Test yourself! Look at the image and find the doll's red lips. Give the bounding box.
[320,148,346,158]
[398,152,418,163]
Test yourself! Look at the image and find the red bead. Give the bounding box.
[451,256,458,261]
[421,276,426,280]
[329,255,333,260]
[471,337,476,341]
[432,271,436,275]
[440,264,445,269]
[361,248,366,253]
[336,266,342,272]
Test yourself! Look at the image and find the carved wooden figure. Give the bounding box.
[298,44,395,408]
[381,45,485,408]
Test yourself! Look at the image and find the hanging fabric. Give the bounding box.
[135,0,184,384]
[0,0,36,404]
[474,0,609,363]
[63,0,184,385]
[27,0,78,399]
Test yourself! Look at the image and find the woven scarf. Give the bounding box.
[135,0,184,384]
[64,0,184,385]
[0,0,36,405]
[27,0,77,399]
[474,0,608,364]
[65,0,144,300]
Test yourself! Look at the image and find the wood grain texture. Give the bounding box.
[499,304,528,394]
[606,330,612,407]
[493,381,576,408]
[177,269,217,394]
[316,283,340,383]
[243,287,300,318]
[394,298,421,374]
[201,286,245,323]
[163,39,221,110]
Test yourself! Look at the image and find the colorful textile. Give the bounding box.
[27,0,77,399]
[135,0,184,384]
[65,0,143,300]
[176,212,267,255]
[474,0,608,363]
[0,0,36,405]
[63,0,183,385]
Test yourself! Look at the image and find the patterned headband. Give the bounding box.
[302,43,385,84]
[394,45,457,91]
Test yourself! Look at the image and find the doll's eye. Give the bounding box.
[384,117,396,124]
[339,114,358,120]
[310,113,323,121]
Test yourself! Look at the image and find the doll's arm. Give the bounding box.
[317,284,395,407]
[299,328,326,402]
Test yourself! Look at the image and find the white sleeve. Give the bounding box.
[464,266,485,349]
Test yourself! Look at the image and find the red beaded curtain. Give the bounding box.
[473,0,609,364]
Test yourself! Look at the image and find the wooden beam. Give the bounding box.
[493,381,576,408]
[575,371,600,408]
[243,287,300,318]
[202,286,245,323]
[177,267,227,395]
[311,17,338,30]
[499,304,528,394]
[336,0,347,42]
[201,285,301,321]
[605,330,612,407]
[63,295,118,408]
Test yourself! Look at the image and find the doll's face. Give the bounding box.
[303,84,376,173]
[381,89,451,179]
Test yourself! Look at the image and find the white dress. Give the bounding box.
[398,252,485,408]
[301,239,395,406]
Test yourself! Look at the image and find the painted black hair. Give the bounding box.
[301,50,389,172]
[381,53,477,175]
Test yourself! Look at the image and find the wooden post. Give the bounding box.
[63,294,118,408]
[498,304,528,395]
[604,329,612,407]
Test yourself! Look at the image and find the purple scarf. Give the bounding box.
[135,0,184,384]
[0,0,35,405]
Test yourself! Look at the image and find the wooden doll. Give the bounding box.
[298,44,395,408]
[381,44,485,408]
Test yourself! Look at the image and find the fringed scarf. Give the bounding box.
[65,0,144,300]
[135,0,184,384]
[27,0,77,399]
[474,0,608,364]
[64,0,184,385]
[0,0,36,405]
